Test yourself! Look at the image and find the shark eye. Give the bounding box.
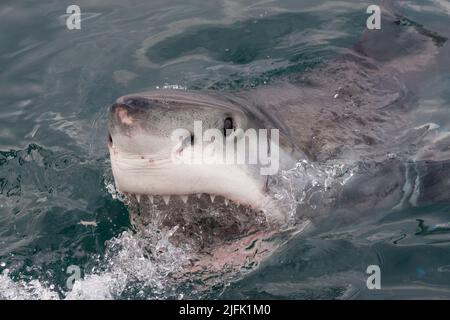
[223,117,234,136]
[181,133,195,149]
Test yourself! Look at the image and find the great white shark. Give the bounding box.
[106,2,450,281]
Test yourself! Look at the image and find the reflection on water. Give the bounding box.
[0,0,450,299]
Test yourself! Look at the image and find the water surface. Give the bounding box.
[0,0,450,299]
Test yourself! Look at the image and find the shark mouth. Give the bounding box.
[118,190,298,276]
[126,192,270,250]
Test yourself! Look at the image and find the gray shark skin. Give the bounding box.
[106,1,450,284]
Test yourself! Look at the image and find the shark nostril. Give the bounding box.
[190,134,195,145]
[108,133,113,145]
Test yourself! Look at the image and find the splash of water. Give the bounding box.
[65,229,190,299]
[0,269,59,300]
[268,159,355,224]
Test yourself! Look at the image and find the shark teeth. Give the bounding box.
[133,193,242,208]
[163,195,171,205]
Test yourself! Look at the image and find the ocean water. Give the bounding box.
[0,0,450,299]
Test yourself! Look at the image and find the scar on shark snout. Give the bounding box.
[116,106,135,125]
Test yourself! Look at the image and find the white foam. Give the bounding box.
[0,270,59,300]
